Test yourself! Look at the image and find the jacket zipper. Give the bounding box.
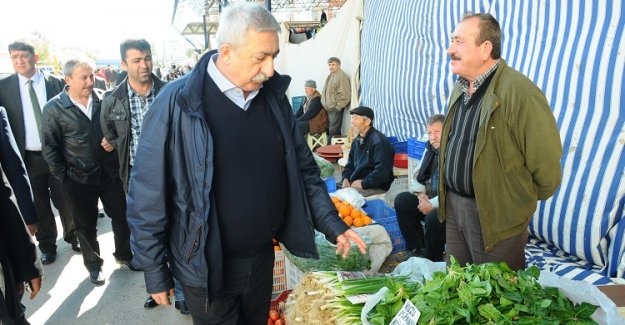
[187,225,201,263]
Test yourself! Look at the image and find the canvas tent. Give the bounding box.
[280,0,625,283]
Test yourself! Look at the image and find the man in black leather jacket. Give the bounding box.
[41,59,132,286]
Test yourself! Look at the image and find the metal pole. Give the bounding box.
[203,14,209,50]
[265,0,271,12]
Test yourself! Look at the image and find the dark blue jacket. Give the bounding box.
[127,52,349,301]
[342,126,394,190]
[0,107,36,224]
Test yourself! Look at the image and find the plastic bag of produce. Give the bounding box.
[331,188,366,209]
[313,153,335,178]
[283,231,371,272]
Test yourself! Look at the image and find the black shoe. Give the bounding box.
[144,296,158,308]
[41,251,56,265]
[175,300,190,315]
[406,248,425,258]
[71,241,81,252]
[89,270,105,285]
[116,258,140,271]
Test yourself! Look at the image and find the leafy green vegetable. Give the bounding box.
[411,256,599,324]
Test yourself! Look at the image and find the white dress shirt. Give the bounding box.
[67,92,93,120]
[18,70,47,151]
[207,53,260,110]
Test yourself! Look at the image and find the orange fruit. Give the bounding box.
[362,215,372,225]
[274,245,281,251]
[331,197,340,204]
[343,216,353,226]
[339,205,352,218]
[353,218,364,227]
[350,209,361,219]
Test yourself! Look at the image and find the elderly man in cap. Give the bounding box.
[295,79,327,137]
[342,106,394,196]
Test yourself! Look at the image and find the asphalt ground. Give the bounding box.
[23,215,192,325]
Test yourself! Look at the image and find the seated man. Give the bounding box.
[294,79,328,138]
[394,114,446,261]
[341,106,394,196]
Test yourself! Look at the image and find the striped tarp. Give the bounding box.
[360,0,625,280]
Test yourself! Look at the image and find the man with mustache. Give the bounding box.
[126,3,367,324]
[41,59,132,286]
[439,13,562,271]
[100,39,189,314]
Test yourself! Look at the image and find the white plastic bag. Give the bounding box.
[391,257,447,284]
[538,272,625,325]
[331,188,365,209]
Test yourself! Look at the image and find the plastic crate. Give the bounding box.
[408,157,424,193]
[285,255,304,289]
[362,199,407,253]
[323,177,337,193]
[273,250,287,294]
[270,289,291,312]
[408,138,426,159]
[384,176,409,206]
[392,141,408,154]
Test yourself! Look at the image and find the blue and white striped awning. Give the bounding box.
[360,0,625,279]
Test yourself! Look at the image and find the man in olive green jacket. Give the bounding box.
[439,13,562,270]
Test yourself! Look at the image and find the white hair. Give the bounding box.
[215,2,280,50]
[63,58,95,77]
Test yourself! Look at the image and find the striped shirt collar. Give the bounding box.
[457,61,499,103]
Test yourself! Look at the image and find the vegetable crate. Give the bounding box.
[323,176,337,193]
[363,199,407,253]
[384,175,409,206]
[273,250,287,294]
[285,254,304,289]
[270,289,291,312]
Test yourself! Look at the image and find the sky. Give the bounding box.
[0,0,192,64]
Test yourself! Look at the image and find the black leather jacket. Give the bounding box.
[41,87,118,185]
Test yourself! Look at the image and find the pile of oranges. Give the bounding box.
[331,196,373,227]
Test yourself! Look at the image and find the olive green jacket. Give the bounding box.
[438,60,563,252]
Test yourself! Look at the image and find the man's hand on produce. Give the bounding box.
[335,229,367,258]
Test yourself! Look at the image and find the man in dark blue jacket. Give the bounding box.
[0,107,43,323]
[126,3,366,324]
[342,106,395,196]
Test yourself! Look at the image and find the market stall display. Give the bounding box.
[281,258,613,324]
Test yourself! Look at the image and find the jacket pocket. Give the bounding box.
[109,111,127,121]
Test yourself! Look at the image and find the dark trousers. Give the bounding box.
[63,172,131,272]
[24,151,74,254]
[327,108,344,138]
[183,247,274,325]
[395,192,446,260]
[445,190,528,271]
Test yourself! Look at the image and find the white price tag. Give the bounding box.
[389,299,420,325]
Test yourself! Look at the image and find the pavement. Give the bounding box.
[23,215,192,325]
